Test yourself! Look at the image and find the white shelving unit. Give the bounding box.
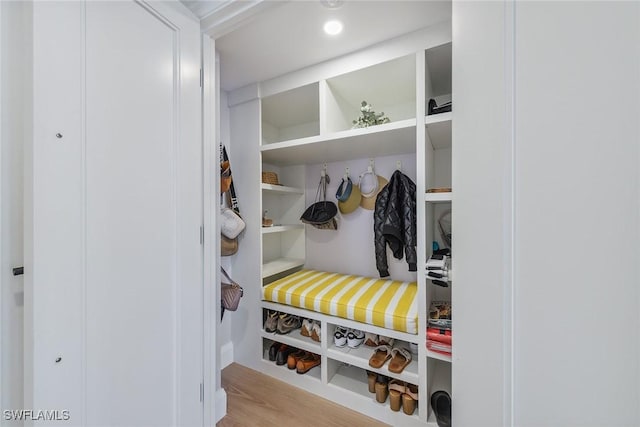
[424,41,453,403]
[228,27,453,427]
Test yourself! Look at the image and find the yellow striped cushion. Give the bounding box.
[262,269,418,334]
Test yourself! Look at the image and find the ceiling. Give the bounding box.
[208,0,451,92]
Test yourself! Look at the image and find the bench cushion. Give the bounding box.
[262,269,418,334]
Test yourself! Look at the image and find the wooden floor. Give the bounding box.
[216,363,389,427]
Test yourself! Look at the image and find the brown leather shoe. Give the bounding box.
[287,350,307,370]
[296,352,321,374]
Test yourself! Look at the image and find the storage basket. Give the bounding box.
[261,171,280,185]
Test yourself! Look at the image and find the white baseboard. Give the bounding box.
[220,341,234,369]
[214,387,227,423]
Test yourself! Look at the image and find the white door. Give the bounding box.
[25,2,203,426]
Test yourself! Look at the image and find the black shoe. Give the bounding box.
[430,390,451,427]
[268,342,280,361]
[276,345,297,366]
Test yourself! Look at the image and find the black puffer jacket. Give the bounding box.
[374,170,417,277]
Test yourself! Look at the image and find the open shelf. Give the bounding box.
[425,191,452,203]
[327,343,420,384]
[425,116,451,150]
[427,350,452,363]
[261,329,321,354]
[261,183,304,194]
[327,364,421,423]
[259,357,322,382]
[261,257,305,279]
[425,111,452,125]
[261,118,416,166]
[262,82,319,145]
[261,224,304,234]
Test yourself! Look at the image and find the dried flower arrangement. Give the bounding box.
[352,101,390,128]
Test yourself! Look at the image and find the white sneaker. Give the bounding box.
[334,326,348,347]
[347,329,365,348]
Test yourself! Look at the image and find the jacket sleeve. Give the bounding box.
[374,186,390,277]
[403,176,417,271]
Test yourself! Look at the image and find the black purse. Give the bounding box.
[300,173,338,230]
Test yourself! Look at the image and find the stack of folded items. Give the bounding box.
[426,251,451,287]
[427,301,452,356]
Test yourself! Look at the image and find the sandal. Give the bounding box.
[374,375,389,403]
[276,314,301,335]
[300,318,313,337]
[364,332,378,347]
[368,345,392,369]
[310,321,321,342]
[402,383,419,415]
[388,347,412,374]
[378,335,395,347]
[366,371,376,393]
[388,379,406,412]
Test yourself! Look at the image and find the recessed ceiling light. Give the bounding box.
[320,0,344,9]
[324,20,343,36]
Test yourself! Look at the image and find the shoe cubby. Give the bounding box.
[260,308,322,354]
[261,338,322,381]
[426,358,452,424]
[424,42,452,119]
[326,361,422,421]
[261,82,320,145]
[325,322,420,385]
[323,54,416,134]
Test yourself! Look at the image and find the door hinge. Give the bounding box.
[200,226,204,245]
[199,68,203,88]
[200,383,204,403]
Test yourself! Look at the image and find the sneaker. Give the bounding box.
[264,310,278,333]
[276,314,301,334]
[334,326,348,347]
[347,329,365,348]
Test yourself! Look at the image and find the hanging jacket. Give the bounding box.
[374,170,417,277]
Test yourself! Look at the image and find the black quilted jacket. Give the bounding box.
[374,170,417,277]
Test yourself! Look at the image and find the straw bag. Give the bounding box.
[221,267,243,311]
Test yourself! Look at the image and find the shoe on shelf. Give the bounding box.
[364,332,379,347]
[374,375,389,403]
[402,383,418,416]
[301,318,313,337]
[378,335,394,347]
[388,347,412,374]
[368,345,393,369]
[264,310,278,333]
[276,314,301,335]
[268,341,280,361]
[287,349,307,370]
[366,370,377,393]
[310,321,321,342]
[431,390,451,427]
[296,352,321,374]
[347,329,365,348]
[388,379,407,412]
[275,344,297,366]
[334,326,348,347]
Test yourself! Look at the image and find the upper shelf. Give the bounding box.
[261,119,416,166]
[261,183,304,194]
[425,112,451,150]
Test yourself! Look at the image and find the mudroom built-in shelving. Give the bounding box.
[226,22,454,426]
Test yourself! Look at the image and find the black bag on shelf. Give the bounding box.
[428,98,452,115]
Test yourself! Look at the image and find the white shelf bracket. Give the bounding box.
[344,167,350,181]
[397,160,402,171]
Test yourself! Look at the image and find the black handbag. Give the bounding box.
[300,173,338,229]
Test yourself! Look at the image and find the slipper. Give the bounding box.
[431,390,451,427]
[388,347,412,374]
[368,344,392,369]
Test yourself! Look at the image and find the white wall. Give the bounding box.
[513,2,640,426]
[305,153,418,283]
[451,2,510,425]
[1,1,28,421]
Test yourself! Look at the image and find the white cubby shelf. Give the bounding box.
[261,224,304,234]
[261,183,305,194]
[424,191,452,203]
[261,258,305,279]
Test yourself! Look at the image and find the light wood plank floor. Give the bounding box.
[216,363,389,427]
